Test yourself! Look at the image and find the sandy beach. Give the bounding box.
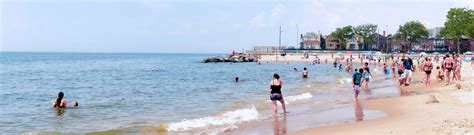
[288,55,474,135]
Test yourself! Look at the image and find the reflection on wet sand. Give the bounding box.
[273,114,287,135]
[354,102,364,122]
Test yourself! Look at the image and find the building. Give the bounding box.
[300,32,321,49]
[429,37,447,51]
[346,34,362,50]
[325,36,338,50]
[247,46,281,54]
[365,33,387,51]
[428,27,443,38]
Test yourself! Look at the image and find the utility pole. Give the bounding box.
[296,24,299,49]
[279,26,282,51]
[277,26,283,62]
[385,25,388,53]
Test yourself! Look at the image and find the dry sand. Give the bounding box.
[291,59,474,135]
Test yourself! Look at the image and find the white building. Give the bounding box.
[300,32,321,49]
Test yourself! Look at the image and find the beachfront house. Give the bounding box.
[346,34,362,50]
[300,32,322,50]
[325,36,338,50]
[368,33,385,51]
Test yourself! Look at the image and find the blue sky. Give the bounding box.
[1,0,473,53]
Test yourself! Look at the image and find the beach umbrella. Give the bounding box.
[432,52,440,55]
[410,52,417,55]
[419,52,427,56]
[336,52,342,55]
[464,51,473,55]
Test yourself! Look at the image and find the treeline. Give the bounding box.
[329,8,474,53]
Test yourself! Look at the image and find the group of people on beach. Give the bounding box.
[389,54,463,89]
[269,52,466,113]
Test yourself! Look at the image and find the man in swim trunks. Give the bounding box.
[352,68,363,101]
[402,56,414,85]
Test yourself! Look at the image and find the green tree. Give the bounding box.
[354,24,378,50]
[443,8,474,53]
[395,21,429,52]
[330,25,354,50]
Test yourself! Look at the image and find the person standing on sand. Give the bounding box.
[423,57,433,87]
[269,73,286,113]
[443,54,454,86]
[453,54,462,82]
[391,60,397,77]
[352,69,363,101]
[451,54,458,81]
[453,54,462,89]
[402,56,415,85]
[436,66,444,81]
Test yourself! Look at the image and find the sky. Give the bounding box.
[1,0,473,53]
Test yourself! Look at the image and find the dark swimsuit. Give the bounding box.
[446,67,452,72]
[270,84,283,101]
[424,64,432,74]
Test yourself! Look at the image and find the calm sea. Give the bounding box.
[0,52,398,134]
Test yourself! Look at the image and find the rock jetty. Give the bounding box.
[203,53,256,63]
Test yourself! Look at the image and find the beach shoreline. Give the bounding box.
[291,59,474,135]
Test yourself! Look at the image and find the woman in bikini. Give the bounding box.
[269,73,286,114]
[423,57,433,87]
[444,54,454,86]
[453,54,462,82]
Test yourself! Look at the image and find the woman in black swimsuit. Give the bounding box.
[270,73,286,113]
[444,54,454,85]
[302,67,308,78]
[423,57,433,87]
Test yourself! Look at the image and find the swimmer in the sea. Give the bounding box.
[302,67,308,78]
[72,100,79,108]
[52,91,67,108]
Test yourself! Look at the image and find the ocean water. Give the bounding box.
[0,52,398,134]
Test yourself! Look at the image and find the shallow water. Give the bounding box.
[0,52,399,134]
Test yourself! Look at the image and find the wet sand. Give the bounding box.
[227,101,387,135]
[292,60,474,135]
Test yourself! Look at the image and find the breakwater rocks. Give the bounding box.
[203,54,256,63]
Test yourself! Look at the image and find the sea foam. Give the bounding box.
[280,92,313,105]
[167,107,259,131]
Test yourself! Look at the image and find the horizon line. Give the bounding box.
[0,51,228,55]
